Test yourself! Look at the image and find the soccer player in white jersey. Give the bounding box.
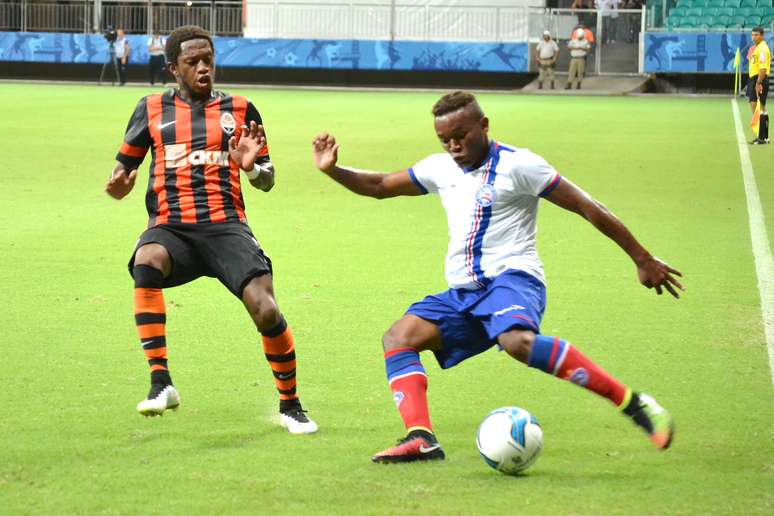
[312,91,683,463]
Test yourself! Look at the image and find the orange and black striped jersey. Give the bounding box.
[116,89,270,227]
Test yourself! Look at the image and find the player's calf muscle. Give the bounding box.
[498,330,535,363]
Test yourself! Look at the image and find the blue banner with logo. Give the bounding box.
[644,31,774,73]
[0,32,528,73]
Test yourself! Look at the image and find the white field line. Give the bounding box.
[731,98,774,391]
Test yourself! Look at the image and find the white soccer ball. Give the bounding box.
[476,407,543,475]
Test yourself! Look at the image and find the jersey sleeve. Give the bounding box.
[513,151,561,198]
[407,155,442,195]
[246,101,271,164]
[115,97,151,170]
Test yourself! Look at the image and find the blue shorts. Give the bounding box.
[405,270,546,369]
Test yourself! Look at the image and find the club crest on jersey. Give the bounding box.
[220,112,236,134]
[475,184,497,207]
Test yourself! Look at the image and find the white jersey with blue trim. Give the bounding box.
[408,141,561,290]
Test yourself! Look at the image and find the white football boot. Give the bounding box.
[280,407,318,434]
[137,385,180,417]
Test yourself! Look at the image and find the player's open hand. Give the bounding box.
[637,256,685,298]
[105,166,137,200]
[229,121,266,171]
[312,133,339,174]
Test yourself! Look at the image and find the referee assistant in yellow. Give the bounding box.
[748,26,770,145]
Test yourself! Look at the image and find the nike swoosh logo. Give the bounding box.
[157,120,176,130]
[277,372,293,380]
[141,340,155,347]
[419,443,441,454]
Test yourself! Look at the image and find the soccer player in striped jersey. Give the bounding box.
[105,25,317,434]
[312,91,682,463]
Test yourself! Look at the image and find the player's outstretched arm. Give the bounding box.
[311,132,424,198]
[229,121,274,192]
[545,177,685,298]
[105,162,137,200]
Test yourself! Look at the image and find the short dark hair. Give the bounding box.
[165,25,213,65]
[752,26,764,35]
[432,91,484,118]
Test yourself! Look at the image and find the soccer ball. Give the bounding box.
[476,407,543,475]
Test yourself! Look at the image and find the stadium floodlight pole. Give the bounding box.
[390,0,396,41]
[93,0,102,33]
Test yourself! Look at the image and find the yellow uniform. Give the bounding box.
[749,40,771,78]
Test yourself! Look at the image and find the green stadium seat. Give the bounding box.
[687,6,704,15]
[695,14,715,25]
[670,6,688,16]
[678,16,699,26]
[713,14,732,26]
[706,0,725,6]
[758,0,773,7]
[723,0,741,6]
[717,6,736,15]
[739,0,757,6]
[701,7,720,15]
[744,15,762,25]
[737,6,755,15]
[676,0,693,7]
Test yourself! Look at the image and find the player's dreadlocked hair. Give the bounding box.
[165,25,213,65]
[431,91,485,118]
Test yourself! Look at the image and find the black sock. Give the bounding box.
[761,112,769,141]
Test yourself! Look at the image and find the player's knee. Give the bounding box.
[134,244,171,276]
[250,298,280,331]
[500,330,536,363]
[382,326,421,352]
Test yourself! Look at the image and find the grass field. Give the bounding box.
[1,83,773,514]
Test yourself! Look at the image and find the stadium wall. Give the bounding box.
[0,30,531,88]
[644,31,774,73]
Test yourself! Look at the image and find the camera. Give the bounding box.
[103,26,117,43]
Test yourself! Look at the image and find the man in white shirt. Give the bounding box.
[114,28,130,86]
[535,30,560,90]
[311,91,681,464]
[567,29,591,89]
[147,33,166,85]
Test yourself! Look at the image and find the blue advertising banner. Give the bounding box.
[0,32,529,73]
[644,31,774,73]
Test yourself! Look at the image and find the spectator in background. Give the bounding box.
[571,24,595,77]
[148,33,166,86]
[536,31,560,90]
[622,0,644,43]
[571,0,596,28]
[115,28,129,86]
[567,28,591,89]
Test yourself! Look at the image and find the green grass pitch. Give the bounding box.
[0,83,773,514]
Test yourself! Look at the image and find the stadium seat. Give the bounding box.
[758,0,774,7]
[686,6,704,15]
[736,6,754,15]
[712,15,731,26]
[678,16,699,26]
[706,0,725,6]
[739,0,757,6]
[723,0,741,6]
[744,15,762,25]
[695,14,715,25]
[701,7,720,15]
[676,0,693,7]
[717,6,736,15]
[729,15,747,25]
[670,6,688,16]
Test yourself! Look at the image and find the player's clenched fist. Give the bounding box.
[312,133,339,174]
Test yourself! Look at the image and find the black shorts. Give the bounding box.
[128,222,273,297]
[747,75,769,105]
